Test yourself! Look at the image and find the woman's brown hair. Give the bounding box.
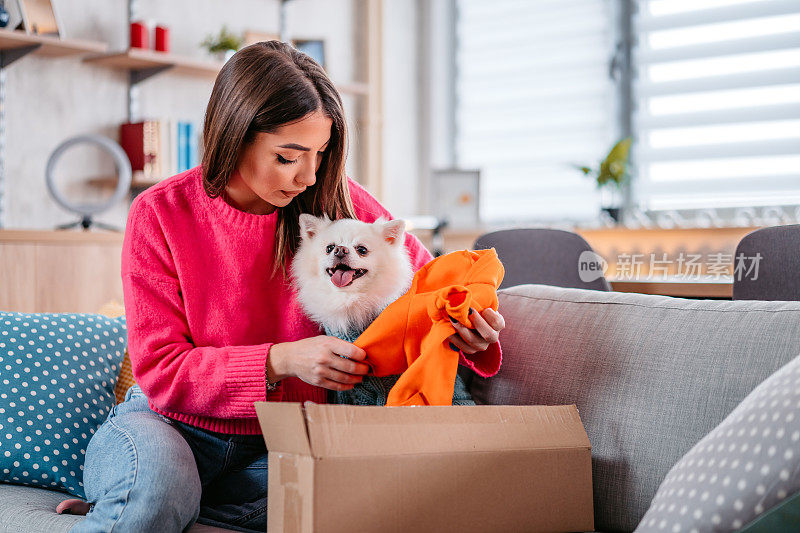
[201,40,357,278]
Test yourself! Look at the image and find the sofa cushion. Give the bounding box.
[636,352,800,532]
[469,285,800,532]
[113,353,136,404]
[0,312,126,498]
[96,300,136,404]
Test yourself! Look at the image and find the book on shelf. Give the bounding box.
[119,119,201,186]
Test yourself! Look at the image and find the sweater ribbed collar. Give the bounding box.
[199,170,279,228]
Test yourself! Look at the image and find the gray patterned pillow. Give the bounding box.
[636,353,800,532]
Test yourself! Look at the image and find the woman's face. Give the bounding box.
[227,109,333,215]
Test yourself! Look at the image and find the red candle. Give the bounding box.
[155,25,170,53]
[130,21,148,49]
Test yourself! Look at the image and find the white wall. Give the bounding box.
[1,0,421,230]
[5,0,128,229]
[379,0,420,219]
[380,0,454,219]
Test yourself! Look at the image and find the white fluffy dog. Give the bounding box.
[290,214,412,340]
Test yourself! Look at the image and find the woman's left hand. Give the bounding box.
[447,307,506,354]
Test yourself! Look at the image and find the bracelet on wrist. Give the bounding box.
[266,354,280,392]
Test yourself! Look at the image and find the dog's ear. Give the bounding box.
[299,214,323,240]
[381,219,406,246]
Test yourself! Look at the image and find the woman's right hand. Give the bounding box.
[268,336,370,391]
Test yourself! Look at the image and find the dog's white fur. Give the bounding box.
[289,214,413,336]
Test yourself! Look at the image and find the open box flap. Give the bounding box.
[303,403,590,458]
[254,401,313,456]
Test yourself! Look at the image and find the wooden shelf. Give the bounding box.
[0,228,123,244]
[129,171,164,188]
[83,48,223,78]
[0,29,107,57]
[83,48,369,97]
[86,172,163,190]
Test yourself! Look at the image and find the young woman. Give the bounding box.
[61,41,505,532]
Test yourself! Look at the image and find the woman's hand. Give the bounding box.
[268,336,370,391]
[447,307,506,354]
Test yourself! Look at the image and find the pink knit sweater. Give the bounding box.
[121,166,500,434]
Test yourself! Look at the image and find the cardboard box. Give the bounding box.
[254,402,594,533]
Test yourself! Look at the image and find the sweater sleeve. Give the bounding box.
[458,343,502,378]
[345,177,501,377]
[121,195,281,419]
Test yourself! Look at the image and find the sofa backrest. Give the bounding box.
[469,285,800,532]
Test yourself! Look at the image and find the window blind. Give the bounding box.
[634,0,800,211]
[454,0,616,223]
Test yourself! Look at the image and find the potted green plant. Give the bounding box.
[575,137,632,223]
[201,26,243,62]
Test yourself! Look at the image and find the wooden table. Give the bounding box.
[610,277,733,299]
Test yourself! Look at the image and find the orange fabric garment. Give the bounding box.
[354,248,505,406]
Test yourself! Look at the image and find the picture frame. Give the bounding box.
[293,39,325,69]
[2,0,25,31]
[432,168,481,229]
[17,0,61,37]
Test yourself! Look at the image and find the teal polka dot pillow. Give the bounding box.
[0,312,126,498]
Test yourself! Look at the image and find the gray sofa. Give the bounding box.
[3,284,800,532]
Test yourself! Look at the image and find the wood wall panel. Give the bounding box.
[0,243,37,312]
[0,230,124,313]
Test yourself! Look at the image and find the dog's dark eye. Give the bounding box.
[326,244,335,254]
[355,245,368,256]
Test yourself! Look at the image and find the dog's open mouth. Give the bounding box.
[326,264,367,288]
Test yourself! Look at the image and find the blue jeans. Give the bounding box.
[70,385,268,533]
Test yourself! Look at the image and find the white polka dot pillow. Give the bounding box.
[636,352,800,532]
[0,311,126,498]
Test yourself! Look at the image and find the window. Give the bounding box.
[633,0,800,211]
[454,0,617,223]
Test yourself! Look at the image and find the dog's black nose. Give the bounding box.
[333,246,348,258]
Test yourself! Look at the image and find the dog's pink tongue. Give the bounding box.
[331,268,355,287]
